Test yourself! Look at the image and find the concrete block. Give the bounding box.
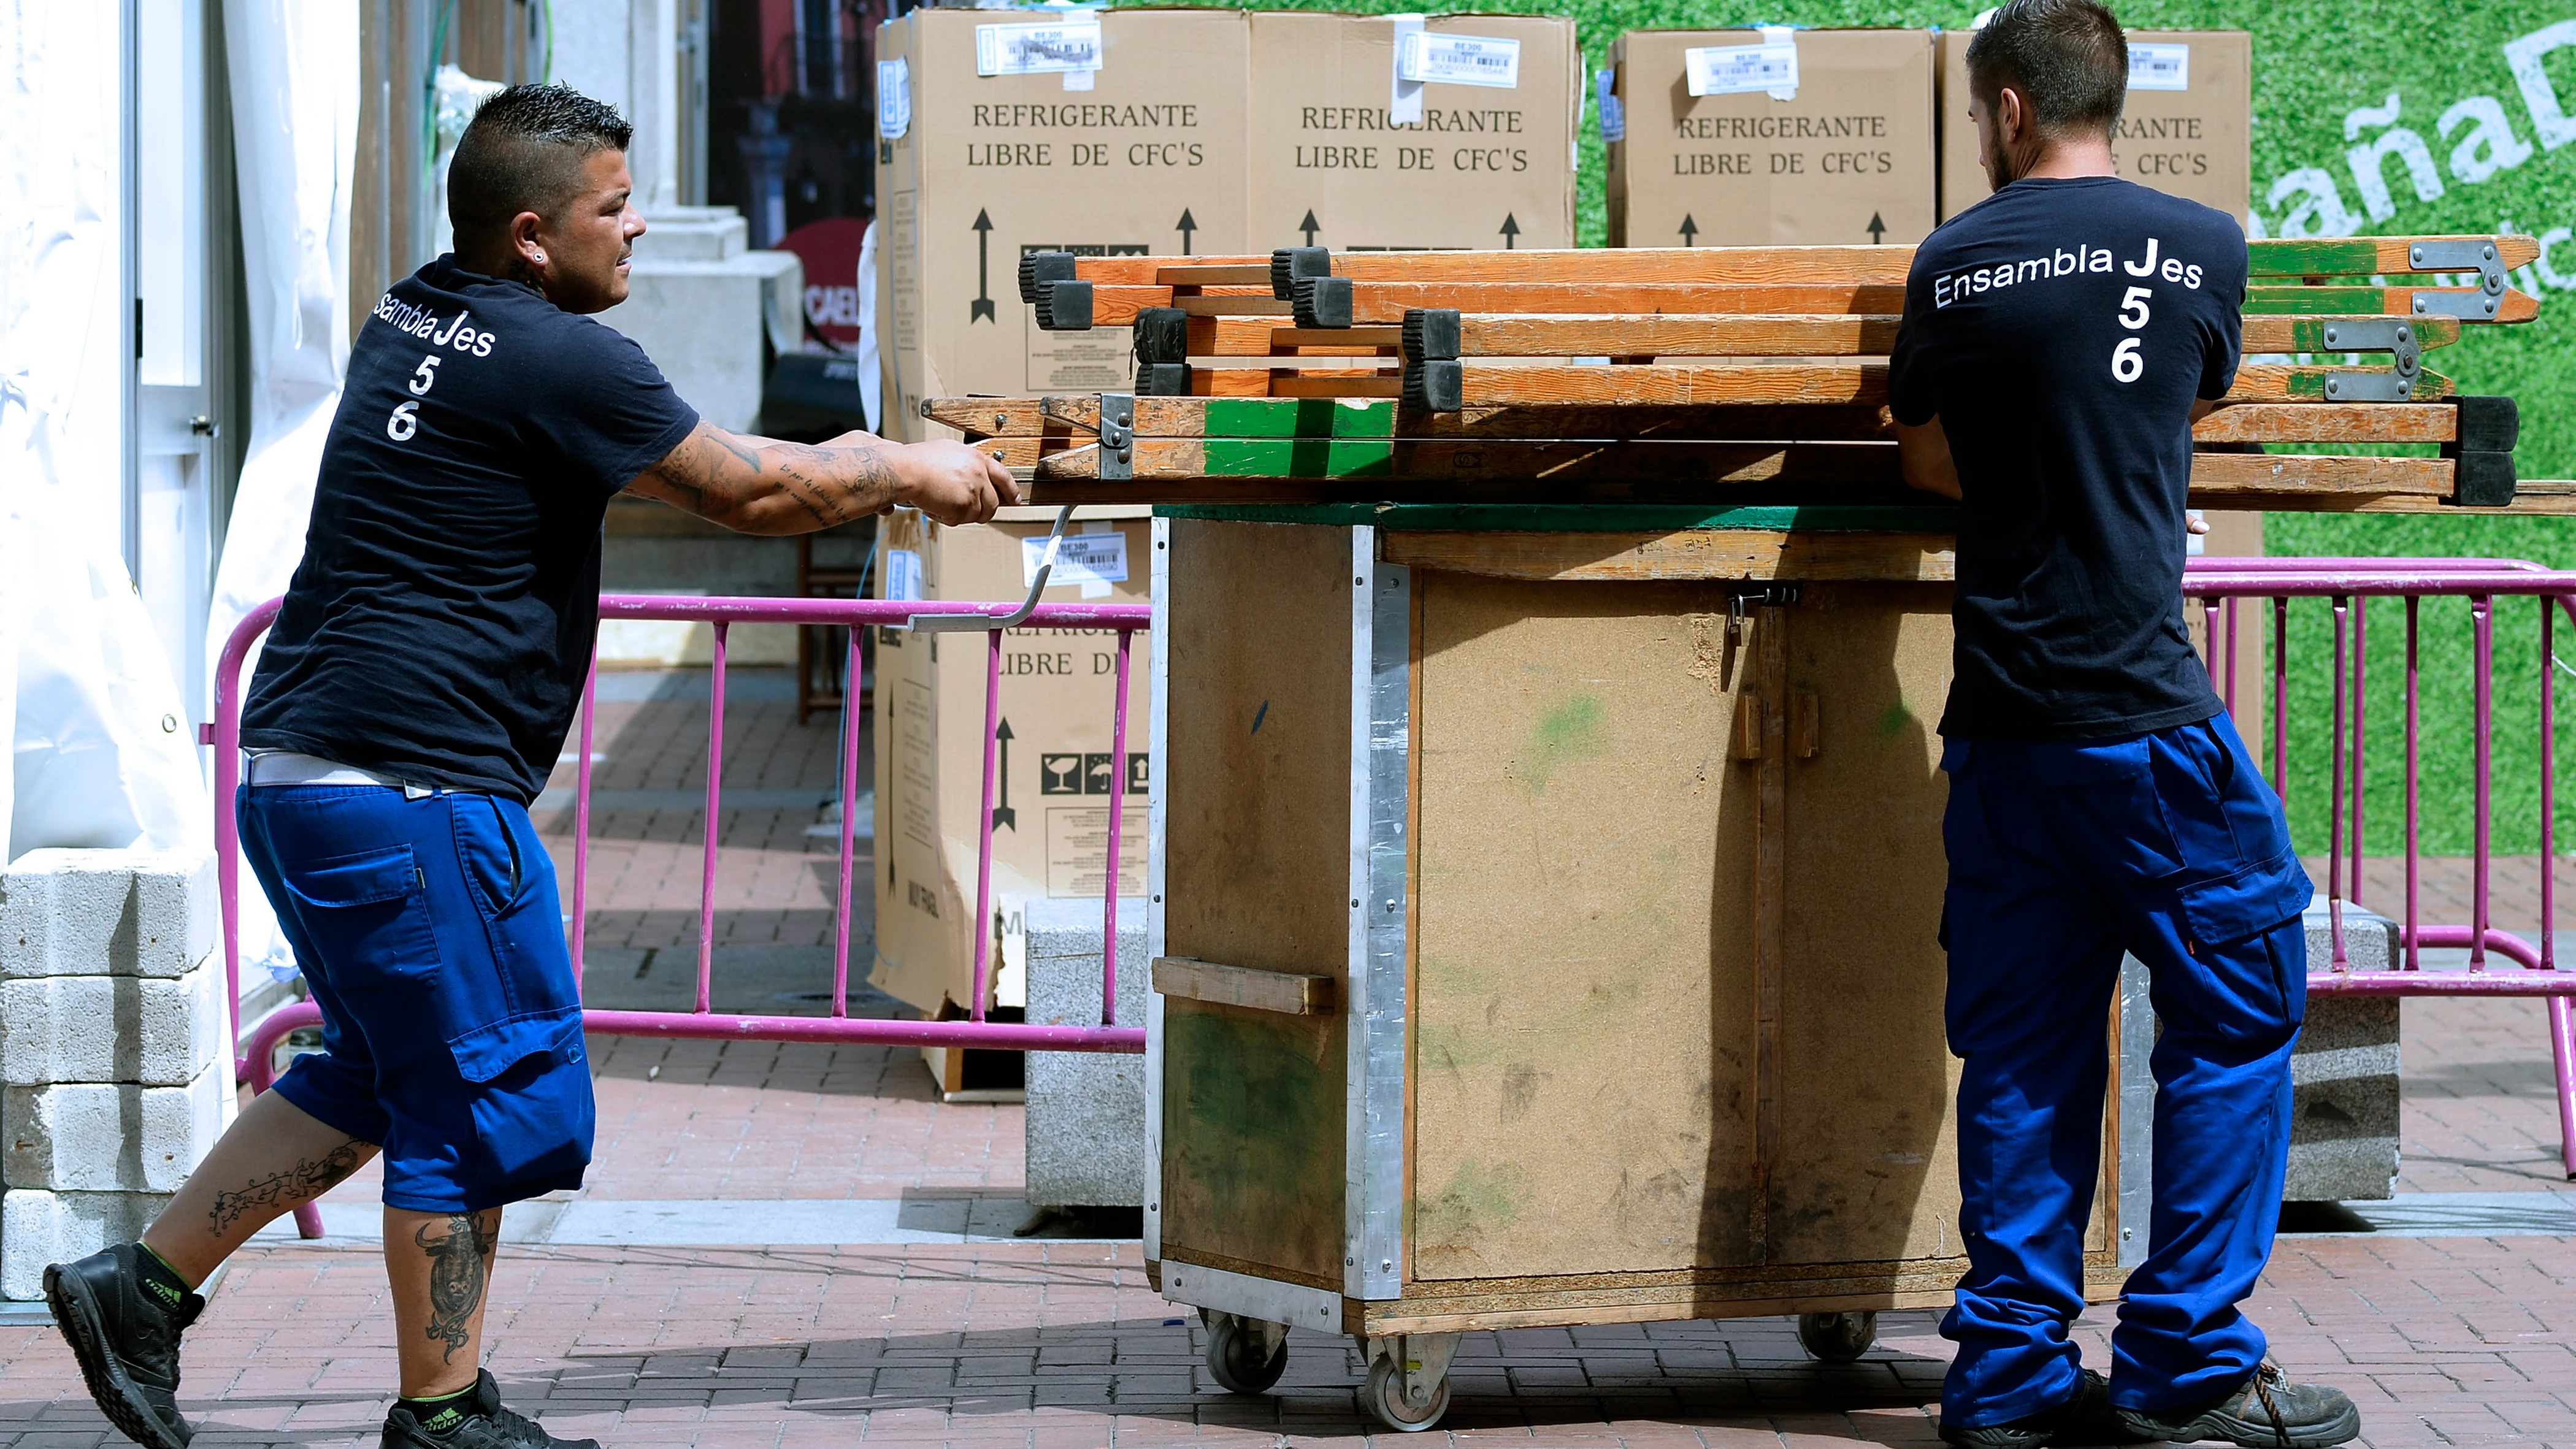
[0,847,217,979]
[1,1190,171,1301]
[631,205,747,261]
[5,1058,234,1191]
[2287,898,2401,1201]
[1023,898,1149,1210]
[1,955,225,1086]
[601,241,802,431]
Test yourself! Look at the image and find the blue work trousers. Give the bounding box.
[1939,713,2310,1426]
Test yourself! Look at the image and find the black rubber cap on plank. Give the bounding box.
[1020,251,1078,306]
[1135,362,1192,396]
[2449,396,2521,454]
[1292,275,1354,329]
[1403,308,1462,362]
[2445,450,2517,508]
[1033,280,1093,331]
[1271,247,1331,300]
[1403,359,1463,412]
[1132,307,1190,364]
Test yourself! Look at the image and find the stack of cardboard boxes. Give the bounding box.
[868,9,1579,1085]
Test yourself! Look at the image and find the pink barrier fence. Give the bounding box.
[210,592,1150,1239]
[2183,557,2576,1177]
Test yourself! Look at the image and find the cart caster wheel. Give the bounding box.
[1797,1310,1878,1364]
[1361,1355,1451,1432]
[1206,1315,1288,1394]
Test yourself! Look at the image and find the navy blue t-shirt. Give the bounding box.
[242,256,699,800]
[1888,175,2245,741]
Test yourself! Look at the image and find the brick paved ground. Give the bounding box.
[3,670,2571,1447]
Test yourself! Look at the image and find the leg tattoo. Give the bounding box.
[415,1211,499,1363]
[206,1138,367,1234]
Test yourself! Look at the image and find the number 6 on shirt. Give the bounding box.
[2110,337,2144,383]
[388,400,420,440]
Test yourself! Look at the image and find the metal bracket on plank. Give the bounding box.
[2407,239,2507,320]
[2320,317,2421,402]
[1098,392,1136,481]
[1726,583,1803,648]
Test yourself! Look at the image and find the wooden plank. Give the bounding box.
[2188,451,2451,497]
[1268,372,1402,399]
[1154,264,1273,285]
[1382,530,1955,582]
[1172,294,1299,318]
[2195,402,2456,444]
[1050,253,1267,285]
[2239,314,2461,353]
[1151,955,1336,1016]
[1330,282,1912,324]
[1454,314,1902,358]
[1159,519,1355,1287]
[2244,285,2539,323]
[1037,437,1906,485]
[923,396,1089,438]
[2224,365,2455,402]
[1750,606,1789,1261]
[1033,394,1897,442]
[2246,234,2539,276]
[1448,362,1887,408]
[1324,245,1917,286]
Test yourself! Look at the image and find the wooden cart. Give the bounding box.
[1139,503,2156,1432]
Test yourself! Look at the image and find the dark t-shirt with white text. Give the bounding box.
[242,256,699,800]
[1888,175,2245,741]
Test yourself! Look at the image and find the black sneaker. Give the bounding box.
[1942,1370,2150,1449]
[43,1243,202,1449]
[2114,1363,2361,1448]
[380,1369,599,1449]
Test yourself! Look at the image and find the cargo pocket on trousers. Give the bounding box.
[275,844,447,1006]
[2168,852,2313,1041]
[450,1006,595,1195]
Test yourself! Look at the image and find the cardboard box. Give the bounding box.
[1248,12,1580,250]
[870,506,1153,1034]
[1938,29,2249,221]
[1608,29,1936,249]
[873,9,1252,440]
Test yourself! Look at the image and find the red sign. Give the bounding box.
[778,216,870,348]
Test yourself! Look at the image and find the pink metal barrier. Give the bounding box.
[211,592,1150,1239]
[2183,559,2576,1177]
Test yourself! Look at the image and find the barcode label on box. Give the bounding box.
[1397,32,1522,89]
[1685,41,1799,98]
[876,59,910,139]
[975,21,1103,78]
[2128,42,2189,91]
[1595,67,1623,141]
[885,549,923,602]
[1022,532,1127,588]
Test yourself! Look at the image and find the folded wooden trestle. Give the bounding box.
[928,237,2553,513]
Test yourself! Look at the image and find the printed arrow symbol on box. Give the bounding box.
[992,717,1017,830]
[970,210,997,323]
[1868,212,1887,245]
[1299,210,1321,247]
[1176,208,1197,256]
[1678,213,1698,247]
[1499,213,1519,250]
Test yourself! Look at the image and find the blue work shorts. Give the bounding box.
[240,784,593,1214]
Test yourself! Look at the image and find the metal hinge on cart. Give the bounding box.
[2317,318,2421,402]
[1727,583,1801,648]
[1097,391,1136,481]
[2407,239,2509,321]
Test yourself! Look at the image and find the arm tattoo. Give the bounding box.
[206,1138,367,1235]
[415,1210,501,1362]
[637,421,905,533]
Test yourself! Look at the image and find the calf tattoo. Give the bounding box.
[416,1210,500,1362]
[206,1137,367,1234]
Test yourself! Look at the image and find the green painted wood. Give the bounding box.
[2245,286,2396,315]
[1202,397,1397,438]
[1202,438,1397,477]
[2273,367,2455,400]
[2281,316,2459,351]
[1152,503,1961,532]
[2247,239,2384,277]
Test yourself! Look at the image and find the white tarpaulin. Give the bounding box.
[205,0,359,984]
[1,6,210,861]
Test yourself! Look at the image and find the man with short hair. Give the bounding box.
[1888,4,2359,1447]
[44,83,1014,1449]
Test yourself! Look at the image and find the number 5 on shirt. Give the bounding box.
[2118,286,2153,329]
[410,355,442,395]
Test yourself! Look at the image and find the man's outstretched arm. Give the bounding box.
[625,419,1018,532]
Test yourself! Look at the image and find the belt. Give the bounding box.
[246,751,475,800]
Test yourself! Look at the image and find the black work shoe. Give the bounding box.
[380,1370,599,1449]
[1942,1370,2150,1449]
[2114,1362,2362,1448]
[43,1242,203,1449]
